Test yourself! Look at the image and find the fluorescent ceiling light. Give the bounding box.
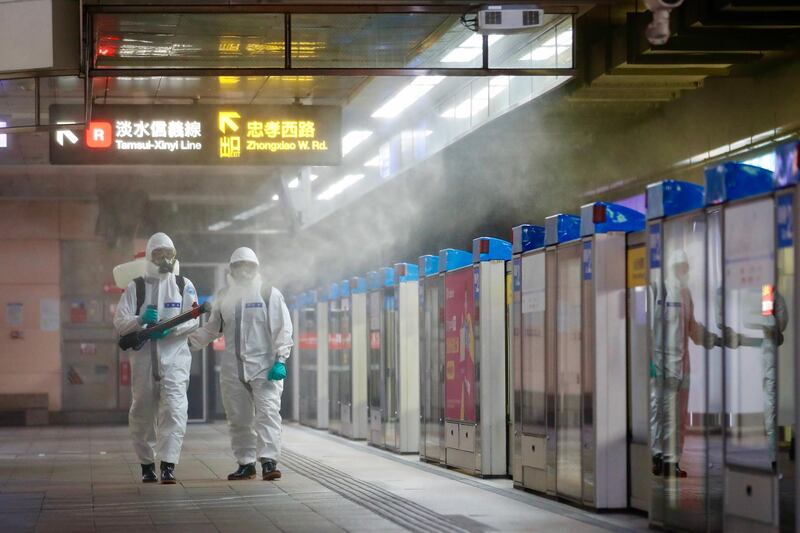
[232,203,273,221]
[0,121,6,149]
[288,174,318,188]
[441,34,503,63]
[519,30,572,61]
[208,221,232,231]
[441,77,509,119]
[342,130,373,156]
[372,76,445,119]
[364,155,380,167]
[317,174,365,201]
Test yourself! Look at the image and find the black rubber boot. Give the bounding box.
[261,459,281,481]
[663,462,687,478]
[160,461,177,484]
[651,453,663,476]
[228,463,257,481]
[141,463,158,483]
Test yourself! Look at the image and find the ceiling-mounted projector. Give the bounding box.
[476,5,544,34]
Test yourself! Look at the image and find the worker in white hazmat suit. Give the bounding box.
[733,287,789,468]
[650,249,723,478]
[760,291,788,468]
[114,232,199,484]
[189,247,293,481]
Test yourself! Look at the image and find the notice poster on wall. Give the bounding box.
[724,199,775,291]
[6,302,23,326]
[444,268,476,423]
[40,299,59,331]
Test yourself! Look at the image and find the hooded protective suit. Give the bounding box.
[189,247,293,465]
[114,232,198,465]
[650,249,720,465]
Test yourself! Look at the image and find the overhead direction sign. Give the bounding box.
[55,129,79,146]
[49,104,342,166]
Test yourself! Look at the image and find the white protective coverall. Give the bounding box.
[650,249,719,464]
[743,290,788,462]
[113,233,199,465]
[189,247,293,464]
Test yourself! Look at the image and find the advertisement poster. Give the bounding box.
[40,298,60,331]
[444,268,476,423]
[70,300,87,324]
[6,302,23,326]
[298,331,317,351]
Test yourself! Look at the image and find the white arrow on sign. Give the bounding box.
[56,130,79,146]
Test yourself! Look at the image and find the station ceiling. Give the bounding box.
[1,0,799,243]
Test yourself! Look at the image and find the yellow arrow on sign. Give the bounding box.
[219,111,241,134]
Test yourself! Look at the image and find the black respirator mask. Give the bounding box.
[151,248,177,273]
[230,261,258,283]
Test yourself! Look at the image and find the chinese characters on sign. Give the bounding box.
[50,104,342,165]
[110,119,203,152]
[217,110,331,160]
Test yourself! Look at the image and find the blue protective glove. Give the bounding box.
[268,362,286,381]
[149,328,171,340]
[141,306,159,326]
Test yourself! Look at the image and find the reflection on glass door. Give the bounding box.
[627,240,650,511]
[384,288,399,449]
[299,308,317,423]
[367,291,383,444]
[341,296,353,428]
[421,278,443,458]
[556,243,582,501]
[723,199,776,470]
[775,191,796,531]
[521,252,546,437]
[328,297,342,433]
[651,212,718,532]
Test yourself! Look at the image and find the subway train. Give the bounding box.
[286,140,799,532]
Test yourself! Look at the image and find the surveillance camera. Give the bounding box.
[643,0,683,46]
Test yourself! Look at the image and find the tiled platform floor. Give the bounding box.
[0,422,650,532]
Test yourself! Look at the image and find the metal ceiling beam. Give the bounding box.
[174,228,289,235]
[628,52,761,65]
[568,87,680,102]
[607,66,730,76]
[713,0,800,11]
[650,32,796,52]
[691,7,800,28]
[0,123,84,134]
[149,194,260,205]
[90,67,576,77]
[85,3,583,14]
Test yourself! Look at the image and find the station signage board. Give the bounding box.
[49,104,342,165]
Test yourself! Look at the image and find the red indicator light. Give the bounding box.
[762,284,774,316]
[97,44,117,57]
[86,121,112,148]
[592,204,606,224]
[480,239,490,254]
